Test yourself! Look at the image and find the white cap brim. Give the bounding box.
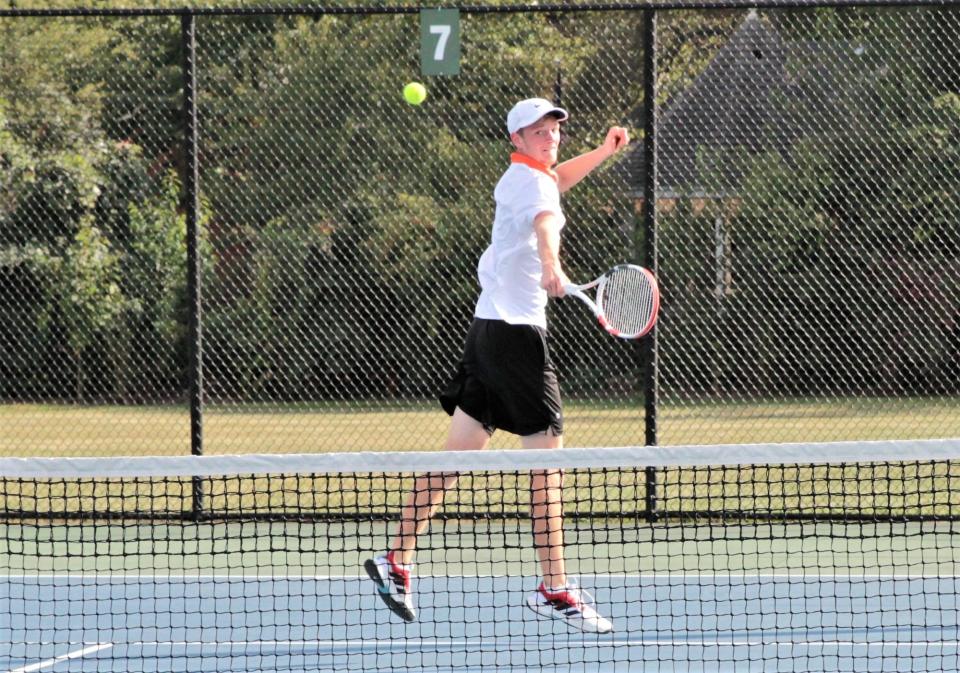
[507,98,569,134]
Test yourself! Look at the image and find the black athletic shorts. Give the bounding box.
[439,318,563,436]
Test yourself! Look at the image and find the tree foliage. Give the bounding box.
[659,8,960,398]
[1,6,958,403]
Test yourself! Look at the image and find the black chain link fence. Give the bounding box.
[2,2,959,457]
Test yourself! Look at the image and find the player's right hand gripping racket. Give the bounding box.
[564,264,660,339]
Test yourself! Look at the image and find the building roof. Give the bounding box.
[628,12,863,198]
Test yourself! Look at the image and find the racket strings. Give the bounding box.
[599,268,657,336]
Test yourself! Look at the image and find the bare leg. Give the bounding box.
[388,407,491,565]
[523,429,566,589]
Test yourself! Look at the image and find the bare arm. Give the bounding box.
[534,211,569,297]
[555,126,629,193]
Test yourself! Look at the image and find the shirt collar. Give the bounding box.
[510,152,558,182]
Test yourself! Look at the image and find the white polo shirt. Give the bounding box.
[474,153,566,329]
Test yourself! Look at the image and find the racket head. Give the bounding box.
[596,264,660,339]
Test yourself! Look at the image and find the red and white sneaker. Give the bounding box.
[364,551,416,622]
[526,581,614,633]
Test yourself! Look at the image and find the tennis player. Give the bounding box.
[366,98,628,634]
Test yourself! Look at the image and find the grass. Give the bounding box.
[2,396,959,457]
[4,461,957,518]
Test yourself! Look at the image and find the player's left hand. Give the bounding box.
[602,127,629,157]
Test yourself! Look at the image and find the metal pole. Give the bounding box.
[182,12,205,516]
[640,8,659,522]
[553,58,563,106]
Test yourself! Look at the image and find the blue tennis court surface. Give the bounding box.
[2,574,958,672]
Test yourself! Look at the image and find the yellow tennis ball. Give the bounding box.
[403,82,427,105]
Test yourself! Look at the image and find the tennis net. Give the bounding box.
[1,439,959,672]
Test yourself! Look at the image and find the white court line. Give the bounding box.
[56,638,960,650]
[2,573,957,580]
[4,643,112,673]
[11,639,959,649]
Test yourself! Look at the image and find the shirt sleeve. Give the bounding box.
[514,173,562,227]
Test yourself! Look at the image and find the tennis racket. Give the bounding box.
[564,264,660,339]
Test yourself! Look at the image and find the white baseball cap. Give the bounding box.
[506,98,569,134]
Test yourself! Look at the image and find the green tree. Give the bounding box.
[34,221,129,399]
[0,16,184,400]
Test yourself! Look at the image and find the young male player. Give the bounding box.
[366,98,629,634]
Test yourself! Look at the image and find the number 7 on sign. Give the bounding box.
[430,25,451,61]
[420,9,460,76]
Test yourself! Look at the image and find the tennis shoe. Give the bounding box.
[526,581,613,634]
[364,551,416,622]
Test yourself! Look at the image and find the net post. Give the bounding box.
[181,11,205,517]
[553,58,563,106]
[640,7,659,522]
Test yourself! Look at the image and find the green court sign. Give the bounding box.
[420,9,460,76]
